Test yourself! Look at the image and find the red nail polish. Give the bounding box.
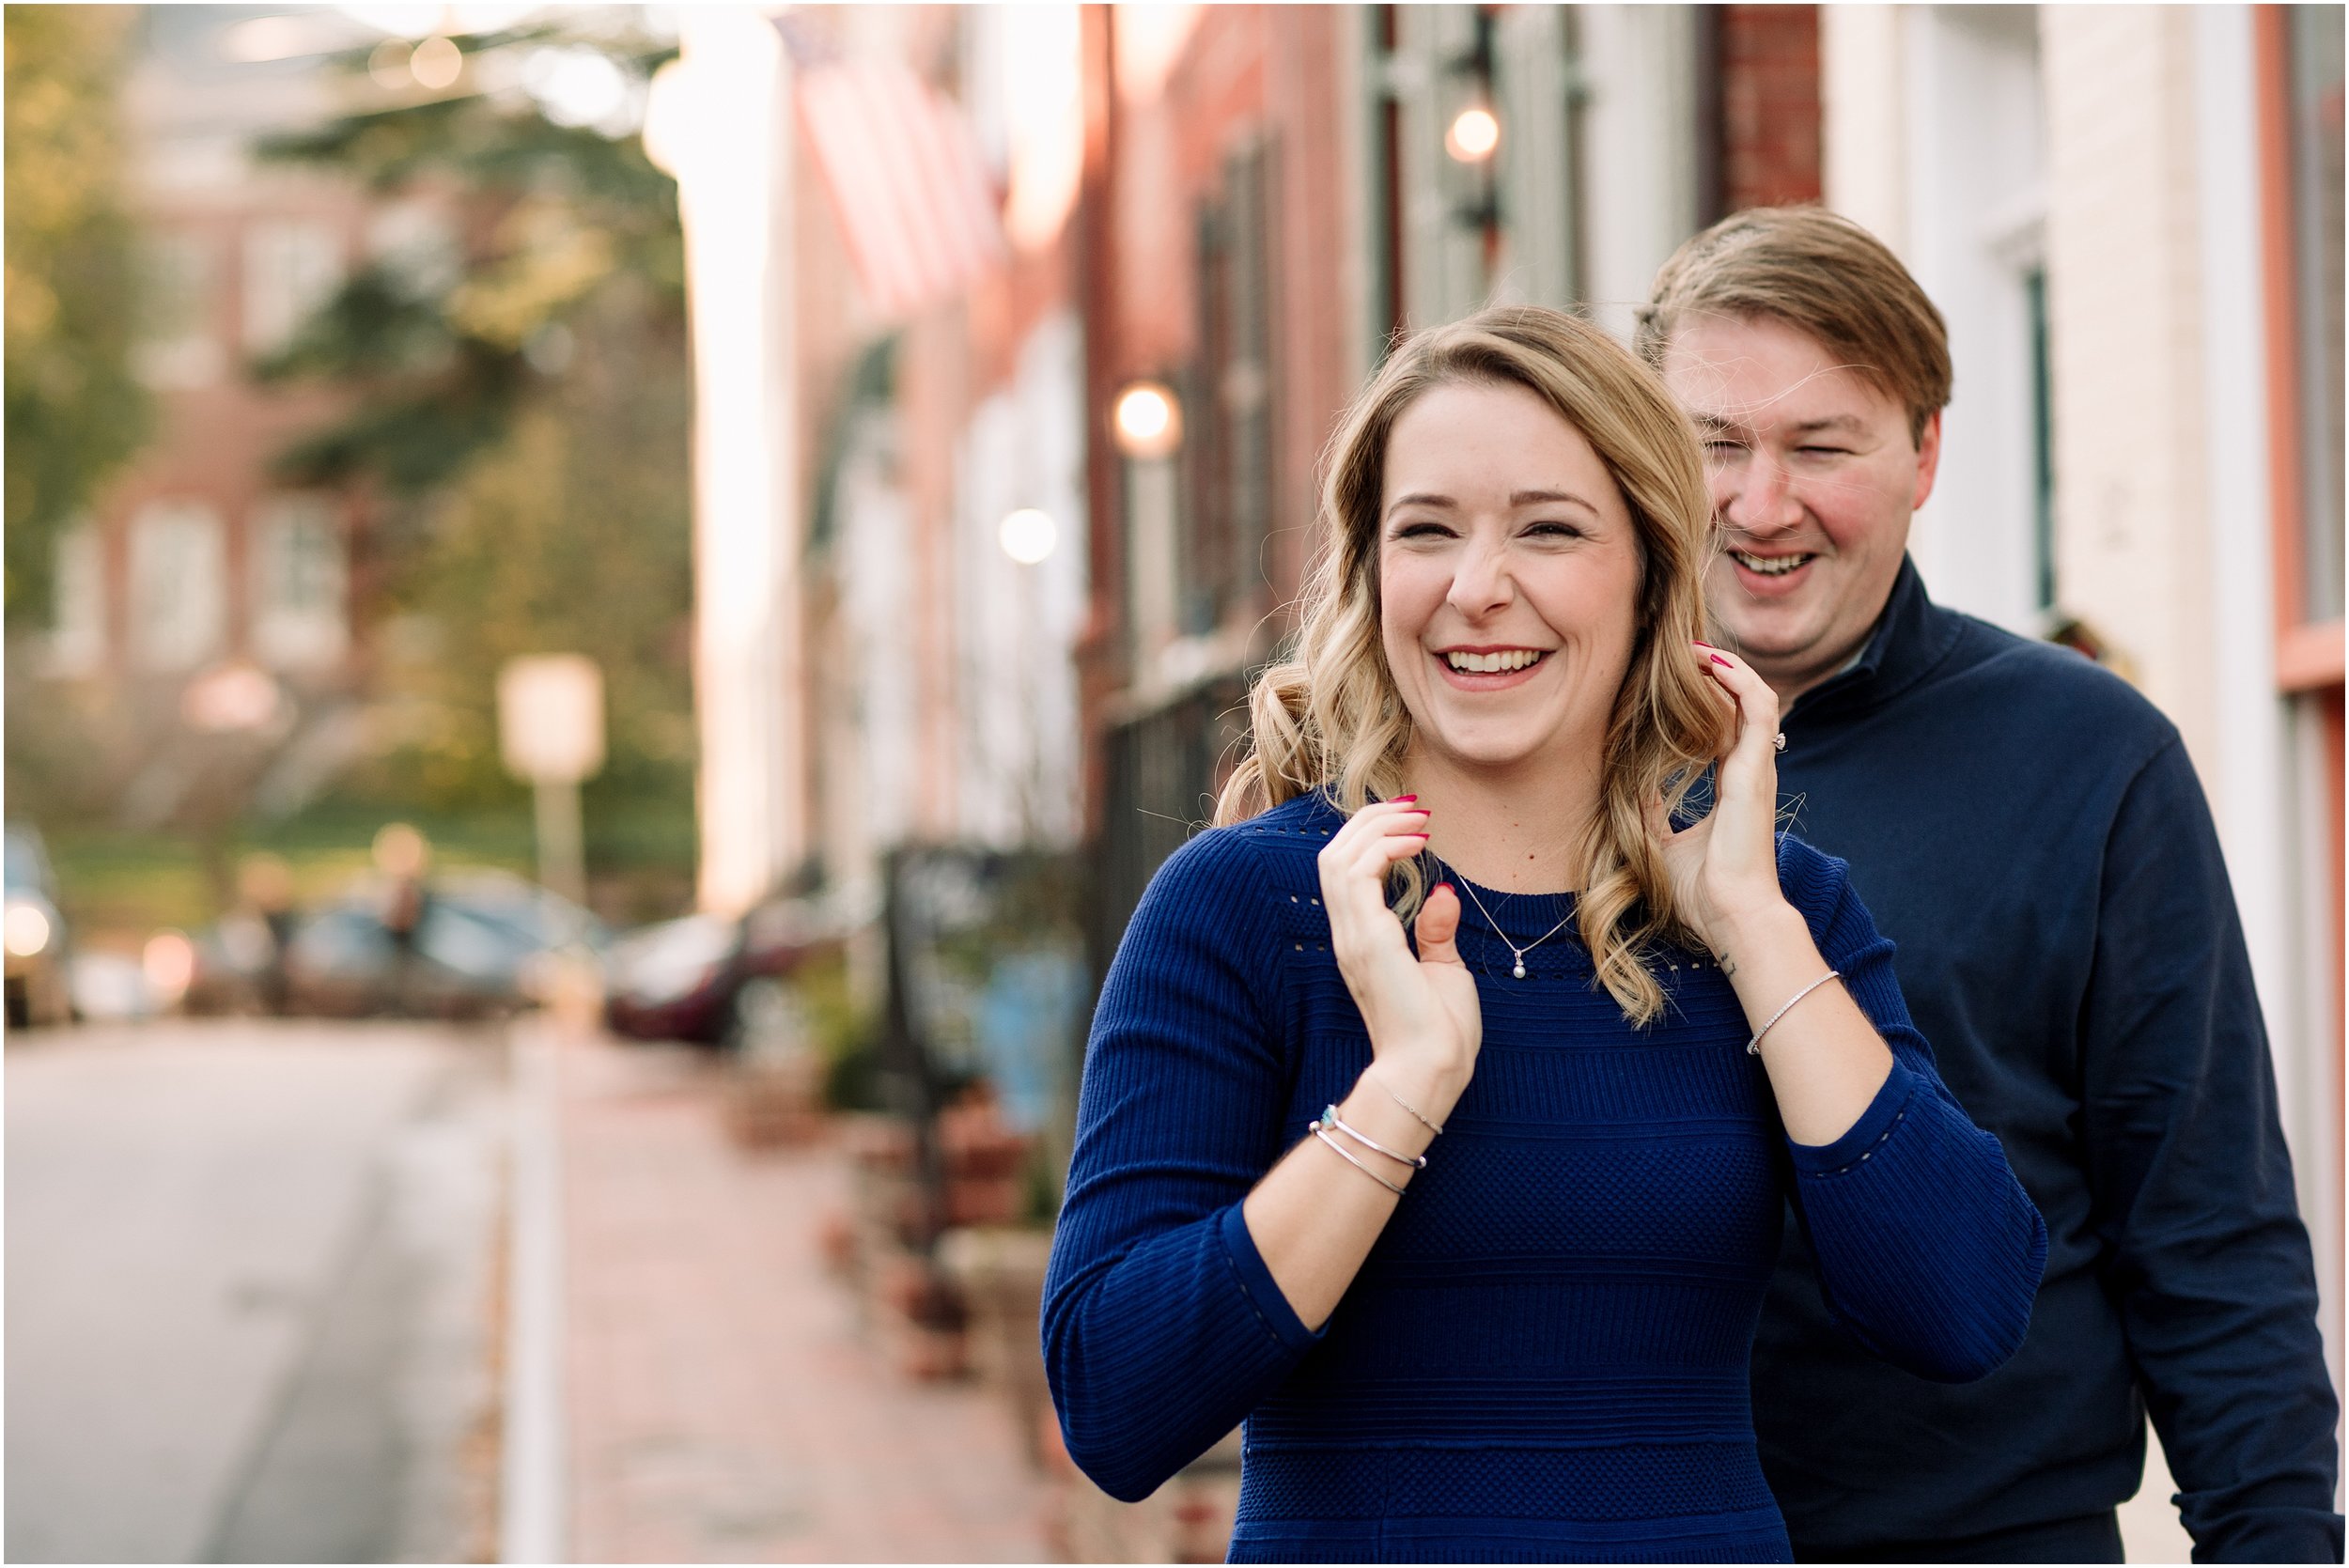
[1394,794,1418,802]
[1692,639,1716,648]
[1435,881,1453,892]
[1711,654,1731,666]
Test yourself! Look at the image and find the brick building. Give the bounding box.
[655,5,1093,923]
[39,8,459,826]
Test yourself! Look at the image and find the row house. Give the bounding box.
[1072,6,1829,942]
[655,4,1092,927]
[665,4,2338,1477]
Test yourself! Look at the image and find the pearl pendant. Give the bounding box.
[1512,958,1527,980]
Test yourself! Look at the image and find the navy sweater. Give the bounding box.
[1755,558,2341,1561]
[1044,789,2046,1562]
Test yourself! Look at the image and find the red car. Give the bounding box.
[603,898,838,1045]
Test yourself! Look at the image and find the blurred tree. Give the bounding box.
[260,25,696,906]
[4,5,151,623]
[255,25,683,496]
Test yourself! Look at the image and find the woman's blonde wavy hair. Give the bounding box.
[1214,305,1732,1025]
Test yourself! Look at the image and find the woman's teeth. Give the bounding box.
[1731,550,1813,577]
[1442,649,1545,673]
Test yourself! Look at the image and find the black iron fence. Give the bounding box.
[1087,674,1253,1001]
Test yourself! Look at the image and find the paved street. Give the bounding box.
[7,1019,506,1564]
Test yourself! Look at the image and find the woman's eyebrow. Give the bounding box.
[1384,491,1456,518]
[1510,488,1598,515]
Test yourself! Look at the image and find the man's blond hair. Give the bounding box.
[1634,206,1952,444]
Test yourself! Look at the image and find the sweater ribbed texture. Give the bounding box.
[1043,791,2047,1563]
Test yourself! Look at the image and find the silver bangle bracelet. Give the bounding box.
[1745,970,1843,1056]
[1310,1123,1408,1196]
[1320,1105,1426,1169]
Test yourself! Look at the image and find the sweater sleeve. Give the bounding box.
[1774,838,2050,1385]
[2081,738,2341,1563]
[1041,830,1320,1502]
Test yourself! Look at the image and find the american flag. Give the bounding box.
[774,15,1008,320]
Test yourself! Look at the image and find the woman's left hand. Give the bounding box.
[1648,643,1790,954]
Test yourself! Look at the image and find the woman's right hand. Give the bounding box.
[1317,799,1482,1118]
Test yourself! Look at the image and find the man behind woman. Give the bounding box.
[1641,208,2339,1564]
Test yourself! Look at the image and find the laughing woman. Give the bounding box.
[1041,307,2046,1564]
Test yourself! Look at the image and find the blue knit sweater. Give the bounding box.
[1043,790,2048,1563]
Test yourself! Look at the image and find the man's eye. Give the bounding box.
[1796,446,1849,458]
[1703,442,1746,458]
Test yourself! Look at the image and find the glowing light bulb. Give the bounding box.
[1446,105,1500,163]
[1113,382,1182,458]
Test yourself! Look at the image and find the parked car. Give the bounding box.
[4,824,72,1028]
[190,867,604,1020]
[604,896,838,1046]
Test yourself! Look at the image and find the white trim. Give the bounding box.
[499,1021,567,1564]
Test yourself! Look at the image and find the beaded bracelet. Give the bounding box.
[1746,970,1843,1056]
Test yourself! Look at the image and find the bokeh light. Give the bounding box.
[142,930,196,1004]
[1446,105,1500,163]
[5,902,52,958]
[1112,381,1182,459]
[409,34,462,89]
[999,508,1057,565]
[524,46,631,132]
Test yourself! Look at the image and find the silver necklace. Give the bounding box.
[1443,870,1577,980]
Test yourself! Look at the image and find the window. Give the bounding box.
[2260,5,2346,685]
[129,501,226,672]
[2028,267,2057,613]
[1363,6,1505,346]
[250,495,348,670]
[1185,139,1276,637]
[47,524,106,676]
[242,220,344,355]
[132,231,223,389]
[2285,5,2343,627]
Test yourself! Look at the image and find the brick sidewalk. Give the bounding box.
[557,1033,1054,1562]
